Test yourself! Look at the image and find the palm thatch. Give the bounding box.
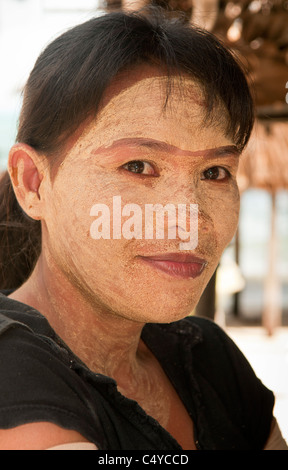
[238,119,288,193]
[106,0,288,108]
[214,0,288,107]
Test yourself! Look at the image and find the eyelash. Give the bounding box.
[121,160,157,176]
[121,160,231,181]
[201,166,231,181]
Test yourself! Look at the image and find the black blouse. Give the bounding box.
[0,292,274,450]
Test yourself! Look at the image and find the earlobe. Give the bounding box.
[8,143,44,220]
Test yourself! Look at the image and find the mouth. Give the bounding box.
[137,253,208,279]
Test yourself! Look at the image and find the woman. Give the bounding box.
[0,8,286,450]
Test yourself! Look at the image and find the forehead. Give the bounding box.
[79,72,228,149]
[107,64,204,97]
[100,69,206,119]
[56,67,231,171]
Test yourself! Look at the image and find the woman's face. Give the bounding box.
[41,69,240,323]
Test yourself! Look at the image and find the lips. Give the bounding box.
[138,253,207,279]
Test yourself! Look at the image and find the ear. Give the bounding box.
[8,143,45,221]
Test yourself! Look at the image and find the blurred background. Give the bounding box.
[0,0,287,443]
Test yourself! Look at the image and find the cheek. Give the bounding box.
[200,186,240,252]
[213,190,240,248]
[44,175,131,269]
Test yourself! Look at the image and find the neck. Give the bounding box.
[9,253,147,382]
[8,252,190,438]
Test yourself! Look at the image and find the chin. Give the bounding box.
[127,296,199,325]
[151,284,206,322]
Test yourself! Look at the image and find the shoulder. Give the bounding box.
[147,316,275,448]
[183,314,235,344]
[0,294,103,447]
[184,315,275,448]
[183,315,273,397]
[0,292,52,334]
[0,299,78,417]
[182,315,256,370]
[0,294,72,380]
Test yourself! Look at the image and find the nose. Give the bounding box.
[142,198,213,249]
[159,183,214,238]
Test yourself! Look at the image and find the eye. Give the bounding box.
[122,160,156,175]
[201,166,230,181]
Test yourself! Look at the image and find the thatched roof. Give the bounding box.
[213,0,288,108]
[203,1,288,192]
[107,0,288,109]
[238,119,288,192]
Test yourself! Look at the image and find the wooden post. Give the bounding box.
[263,192,282,335]
[233,229,240,317]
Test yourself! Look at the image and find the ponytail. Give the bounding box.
[0,171,41,289]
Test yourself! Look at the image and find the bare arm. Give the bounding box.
[264,418,288,450]
[0,422,96,450]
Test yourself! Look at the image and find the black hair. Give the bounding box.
[0,7,254,289]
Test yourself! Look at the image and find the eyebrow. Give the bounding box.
[92,137,240,158]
